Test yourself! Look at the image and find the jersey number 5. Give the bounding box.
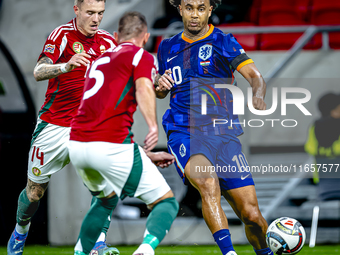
[83,56,110,100]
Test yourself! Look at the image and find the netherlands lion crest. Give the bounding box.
[179,143,186,157]
[198,44,212,61]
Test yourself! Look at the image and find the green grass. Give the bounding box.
[1,245,340,255]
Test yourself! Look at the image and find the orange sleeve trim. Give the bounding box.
[236,59,254,72]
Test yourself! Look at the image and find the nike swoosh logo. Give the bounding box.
[241,174,250,180]
[219,235,229,241]
[167,55,178,62]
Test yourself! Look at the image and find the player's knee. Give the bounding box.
[193,177,220,197]
[148,190,176,210]
[95,194,119,211]
[151,196,179,215]
[241,206,263,227]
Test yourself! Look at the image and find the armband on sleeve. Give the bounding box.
[231,54,254,71]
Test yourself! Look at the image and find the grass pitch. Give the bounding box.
[1,244,340,255]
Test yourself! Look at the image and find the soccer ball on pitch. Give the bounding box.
[266,217,306,255]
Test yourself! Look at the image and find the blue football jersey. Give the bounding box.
[157,25,254,137]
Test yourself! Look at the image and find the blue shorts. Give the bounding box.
[167,130,254,191]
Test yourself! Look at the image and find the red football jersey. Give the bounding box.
[70,43,158,144]
[38,18,117,127]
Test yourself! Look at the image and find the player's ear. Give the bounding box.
[178,5,183,16]
[143,32,151,46]
[208,5,213,17]
[114,32,118,42]
[73,5,79,15]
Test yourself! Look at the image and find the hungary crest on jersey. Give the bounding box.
[73,42,84,53]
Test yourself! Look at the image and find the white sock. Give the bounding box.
[133,243,154,255]
[75,238,83,252]
[96,232,106,243]
[16,222,30,235]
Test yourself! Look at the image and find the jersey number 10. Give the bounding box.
[171,66,182,85]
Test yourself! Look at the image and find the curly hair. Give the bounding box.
[169,0,221,10]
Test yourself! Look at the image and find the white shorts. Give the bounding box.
[68,141,171,204]
[27,118,71,183]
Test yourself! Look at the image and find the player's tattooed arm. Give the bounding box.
[33,53,91,81]
[33,56,63,81]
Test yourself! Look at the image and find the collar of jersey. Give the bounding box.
[119,42,134,46]
[181,24,214,43]
[74,18,96,41]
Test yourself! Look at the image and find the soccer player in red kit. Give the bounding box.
[68,12,179,255]
[7,1,120,254]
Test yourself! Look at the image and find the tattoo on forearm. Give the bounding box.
[34,56,64,81]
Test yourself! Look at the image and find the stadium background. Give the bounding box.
[0,0,339,251]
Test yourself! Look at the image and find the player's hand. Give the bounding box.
[65,53,91,72]
[147,151,175,168]
[252,96,266,110]
[155,69,175,91]
[144,126,158,153]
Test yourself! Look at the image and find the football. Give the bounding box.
[266,217,306,255]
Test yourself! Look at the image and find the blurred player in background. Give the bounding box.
[155,1,273,255]
[69,11,179,255]
[7,0,119,254]
[305,93,340,200]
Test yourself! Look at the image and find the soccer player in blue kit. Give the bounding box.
[155,1,273,255]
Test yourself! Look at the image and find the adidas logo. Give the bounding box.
[88,48,96,55]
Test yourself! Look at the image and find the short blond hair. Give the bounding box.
[74,0,106,7]
[118,12,147,40]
